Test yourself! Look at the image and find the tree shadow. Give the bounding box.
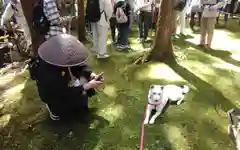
[0,78,109,150]
[206,49,240,67]
[167,59,236,112]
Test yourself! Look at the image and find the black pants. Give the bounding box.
[138,11,152,39]
[190,12,202,31]
[110,17,117,42]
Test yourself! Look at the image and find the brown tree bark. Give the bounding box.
[148,0,174,61]
[77,0,86,42]
[20,0,45,57]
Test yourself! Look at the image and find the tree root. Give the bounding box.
[134,51,150,65]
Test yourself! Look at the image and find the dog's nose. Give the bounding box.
[154,100,158,102]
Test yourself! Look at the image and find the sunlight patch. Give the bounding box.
[231,53,240,62]
[0,114,11,128]
[97,104,124,124]
[0,73,16,87]
[185,29,240,51]
[103,84,117,98]
[136,63,184,81]
[164,124,189,149]
[212,62,240,72]
[2,82,26,106]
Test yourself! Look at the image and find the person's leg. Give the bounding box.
[206,18,216,49]
[138,12,144,40]
[117,25,123,47]
[91,23,99,54]
[122,25,129,48]
[172,11,179,40]
[97,25,109,58]
[110,17,116,43]
[200,17,207,46]
[179,8,186,34]
[198,12,202,25]
[224,4,230,26]
[190,11,196,31]
[143,12,151,40]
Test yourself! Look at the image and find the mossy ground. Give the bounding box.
[0,17,240,150]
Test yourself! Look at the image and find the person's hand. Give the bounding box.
[84,79,103,90]
[94,72,104,81]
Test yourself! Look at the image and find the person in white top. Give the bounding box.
[1,0,32,48]
[90,0,113,59]
[135,0,153,42]
[199,0,225,50]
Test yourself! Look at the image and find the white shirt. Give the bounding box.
[97,0,113,27]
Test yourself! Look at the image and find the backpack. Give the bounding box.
[174,0,187,12]
[32,0,50,34]
[85,0,103,22]
[116,4,128,23]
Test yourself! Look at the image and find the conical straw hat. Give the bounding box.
[38,34,89,67]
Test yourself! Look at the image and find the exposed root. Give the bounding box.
[134,51,150,65]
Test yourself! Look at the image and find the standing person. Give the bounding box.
[42,0,73,40]
[216,0,232,27]
[188,0,202,32]
[199,0,225,50]
[85,0,113,59]
[110,0,117,44]
[151,0,161,35]
[57,0,76,33]
[1,0,31,48]
[135,0,153,42]
[172,0,188,40]
[115,0,132,50]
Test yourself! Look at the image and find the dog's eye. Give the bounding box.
[153,92,156,95]
[158,93,161,95]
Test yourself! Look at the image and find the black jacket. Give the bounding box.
[33,58,95,118]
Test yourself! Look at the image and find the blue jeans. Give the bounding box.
[138,11,152,39]
[117,25,129,46]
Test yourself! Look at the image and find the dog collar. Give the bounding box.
[148,102,161,106]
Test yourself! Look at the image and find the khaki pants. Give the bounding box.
[172,9,186,34]
[200,17,216,46]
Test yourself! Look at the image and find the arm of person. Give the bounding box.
[1,3,14,26]
[212,0,226,10]
[104,0,114,20]
[44,0,69,26]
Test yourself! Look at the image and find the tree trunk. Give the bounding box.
[20,0,45,57]
[77,0,86,42]
[148,0,174,61]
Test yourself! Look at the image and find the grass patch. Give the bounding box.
[0,18,240,149]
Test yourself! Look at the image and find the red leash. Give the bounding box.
[140,101,148,150]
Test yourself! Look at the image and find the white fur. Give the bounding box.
[144,84,189,124]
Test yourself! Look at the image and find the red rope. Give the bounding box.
[140,101,148,150]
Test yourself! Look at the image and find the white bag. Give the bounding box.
[116,7,128,23]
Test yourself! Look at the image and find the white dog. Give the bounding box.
[144,84,189,124]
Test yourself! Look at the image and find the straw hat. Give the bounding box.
[38,34,89,67]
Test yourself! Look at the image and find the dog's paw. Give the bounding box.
[177,101,181,105]
[144,119,149,124]
[149,119,155,124]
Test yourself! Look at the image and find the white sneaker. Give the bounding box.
[46,104,60,121]
[97,54,110,59]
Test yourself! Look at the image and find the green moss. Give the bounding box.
[1,18,240,149]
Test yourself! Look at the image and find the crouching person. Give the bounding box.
[30,34,104,121]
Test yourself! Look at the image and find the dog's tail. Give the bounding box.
[181,85,189,94]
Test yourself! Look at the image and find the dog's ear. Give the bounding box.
[150,85,155,89]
